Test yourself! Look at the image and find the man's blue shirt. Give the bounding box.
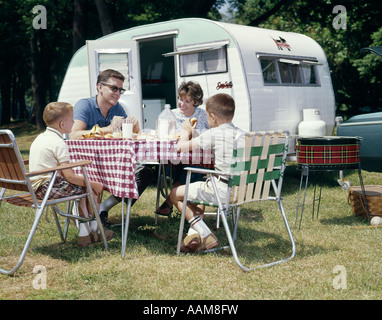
[73,96,127,130]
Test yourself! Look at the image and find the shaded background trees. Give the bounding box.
[0,0,223,128]
[225,0,382,118]
[0,0,380,128]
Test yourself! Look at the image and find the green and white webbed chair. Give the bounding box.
[176,130,296,271]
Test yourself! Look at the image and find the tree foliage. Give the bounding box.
[0,0,74,127]
[0,0,221,127]
[226,0,382,118]
[0,0,380,127]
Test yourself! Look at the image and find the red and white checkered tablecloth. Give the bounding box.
[67,139,139,199]
[131,139,212,165]
[67,139,213,199]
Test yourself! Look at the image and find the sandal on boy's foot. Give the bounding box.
[155,201,173,216]
[183,233,201,251]
[90,229,114,243]
[196,233,219,253]
[78,234,92,248]
[174,233,201,253]
[179,239,200,253]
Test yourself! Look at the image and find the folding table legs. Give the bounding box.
[155,163,172,225]
[121,197,132,258]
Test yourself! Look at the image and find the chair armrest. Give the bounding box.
[183,167,236,177]
[25,160,92,177]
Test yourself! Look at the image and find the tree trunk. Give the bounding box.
[30,29,46,130]
[73,0,86,53]
[95,0,114,35]
[16,81,27,120]
[11,75,17,120]
[0,81,11,125]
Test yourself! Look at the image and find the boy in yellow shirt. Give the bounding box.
[29,102,113,247]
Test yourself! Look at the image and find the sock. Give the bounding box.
[188,216,211,238]
[187,227,199,236]
[79,222,90,237]
[89,220,98,233]
[100,195,120,212]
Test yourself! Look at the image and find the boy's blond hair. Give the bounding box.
[43,102,73,127]
[206,93,235,121]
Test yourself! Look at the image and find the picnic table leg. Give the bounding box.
[155,163,173,224]
[155,164,162,225]
[121,197,132,258]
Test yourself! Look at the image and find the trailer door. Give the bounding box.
[87,40,143,128]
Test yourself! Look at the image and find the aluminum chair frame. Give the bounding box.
[0,129,108,276]
[176,130,296,271]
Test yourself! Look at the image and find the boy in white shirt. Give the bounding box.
[170,93,242,253]
[29,102,113,247]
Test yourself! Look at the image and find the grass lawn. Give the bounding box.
[0,121,381,300]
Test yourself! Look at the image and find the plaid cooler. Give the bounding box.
[296,137,361,170]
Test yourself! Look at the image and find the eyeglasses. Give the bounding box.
[101,82,126,94]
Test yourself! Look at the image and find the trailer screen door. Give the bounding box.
[87,40,142,127]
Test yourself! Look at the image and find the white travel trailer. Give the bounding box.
[58,18,335,152]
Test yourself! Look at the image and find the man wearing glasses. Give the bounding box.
[70,69,138,138]
[70,69,154,227]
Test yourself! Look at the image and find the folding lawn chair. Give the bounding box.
[0,129,108,276]
[176,130,296,271]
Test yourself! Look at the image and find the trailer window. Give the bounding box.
[301,64,318,85]
[278,61,302,84]
[259,57,320,86]
[98,53,130,90]
[180,47,227,76]
[260,59,278,84]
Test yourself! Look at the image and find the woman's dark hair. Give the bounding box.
[178,81,204,107]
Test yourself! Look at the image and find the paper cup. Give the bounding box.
[122,119,133,139]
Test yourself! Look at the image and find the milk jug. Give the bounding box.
[157,104,177,139]
[298,109,326,137]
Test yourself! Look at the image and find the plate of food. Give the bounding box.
[104,133,122,140]
[133,133,156,140]
[82,124,104,139]
[82,125,123,140]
